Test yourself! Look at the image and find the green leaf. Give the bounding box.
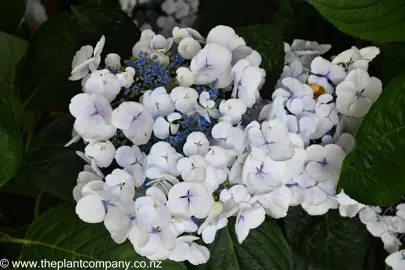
[0,31,27,186]
[307,0,405,42]
[17,203,186,269]
[0,97,22,187]
[236,24,285,100]
[0,31,29,92]
[193,0,278,36]
[16,116,84,201]
[338,75,405,205]
[284,208,373,270]
[20,5,140,110]
[0,0,26,35]
[192,218,293,270]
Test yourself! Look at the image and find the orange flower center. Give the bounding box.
[310,85,325,100]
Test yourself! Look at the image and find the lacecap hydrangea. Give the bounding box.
[67,25,267,264]
[66,25,396,267]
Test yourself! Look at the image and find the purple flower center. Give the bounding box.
[321,158,328,167]
[152,226,161,234]
[129,215,135,221]
[180,190,194,203]
[239,215,245,223]
[256,167,264,175]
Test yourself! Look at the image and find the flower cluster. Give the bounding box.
[120,0,199,36]
[67,25,266,264]
[67,25,398,267]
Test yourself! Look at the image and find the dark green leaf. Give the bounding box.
[0,0,26,35]
[20,5,140,110]
[193,217,293,270]
[307,0,405,42]
[236,24,285,100]
[193,0,278,36]
[16,116,84,201]
[338,75,405,205]
[0,31,29,92]
[19,203,186,270]
[0,97,22,187]
[19,12,80,110]
[284,208,372,270]
[369,42,405,87]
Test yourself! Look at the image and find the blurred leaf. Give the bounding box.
[193,0,278,35]
[236,24,285,99]
[284,208,372,270]
[0,0,26,35]
[15,116,84,201]
[307,0,405,42]
[192,217,293,270]
[20,4,140,110]
[17,203,186,269]
[338,75,405,205]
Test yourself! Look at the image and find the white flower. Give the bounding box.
[231,59,263,108]
[301,184,338,216]
[115,145,147,187]
[119,0,137,15]
[147,142,183,176]
[161,0,177,14]
[135,224,176,260]
[176,67,196,87]
[308,57,346,94]
[335,190,365,218]
[170,86,199,113]
[157,16,176,36]
[285,39,331,66]
[219,99,247,124]
[242,148,287,194]
[104,200,148,245]
[146,167,180,195]
[183,132,210,157]
[73,170,102,202]
[111,102,153,145]
[167,182,214,218]
[75,180,116,223]
[172,27,204,43]
[332,46,380,72]
[386,250,405,270]
[336,69,382,118]
[190,43,232,87]
[204,146,229,169]
[177,155,207,182]
[116,67,136,88]
[211,121,245,157]
[197,202,229,244]
[135,187,171,228]
[83,69,121,103]
[235,203,266,244]
[168,235,210,265]
[151,34,174,53]
[153,113,181,139]
[174,0,190,19]
[230,153,248,184]
[169,216,198,236]
[258,185,292,218]
[382,232,402,253]
[169,236,210,265]
[247,120,295,161]
[272,77,315,115]
[204,165,229,193]
[286,114,317,146]
[84,140,116,168]
[310,94,339,139]
[206,25,246,52]
[245,50,262,67]
[104,169,135,201]
[69,36,105,81]
[178,37,201,59]
[305,144,346,182]
[195,91,220,122]
[279,60,307,83]
[69,93,116,143]
[104,53,121,70]
[142,87,175,119]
